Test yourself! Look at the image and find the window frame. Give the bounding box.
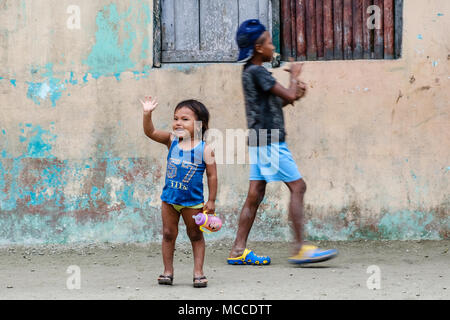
[152,0,403,66]
[152,0,281,67]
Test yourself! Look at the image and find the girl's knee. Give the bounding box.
[163,228,178,242]
[187,228,204,243]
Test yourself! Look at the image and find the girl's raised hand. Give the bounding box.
[140,96,158,114]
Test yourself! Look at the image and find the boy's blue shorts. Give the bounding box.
[249,142,302,183]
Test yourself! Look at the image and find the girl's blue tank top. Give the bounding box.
[160,138,206,206]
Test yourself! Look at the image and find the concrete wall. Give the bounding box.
[0,0,448,244]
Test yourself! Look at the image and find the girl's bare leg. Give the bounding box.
[181,207,206,285]
[161,201,180,277]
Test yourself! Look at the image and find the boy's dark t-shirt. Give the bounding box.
[242,62,285,147]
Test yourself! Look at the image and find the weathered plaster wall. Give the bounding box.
[0,0,448,244]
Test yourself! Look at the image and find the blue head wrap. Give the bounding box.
[236,19,267,62]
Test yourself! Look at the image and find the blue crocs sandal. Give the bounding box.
[227,248,271,265]
[288,245,338,264]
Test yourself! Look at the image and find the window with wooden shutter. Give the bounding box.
[157,0,273,63]
[280,0,403,61]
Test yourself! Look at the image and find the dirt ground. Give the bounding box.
[0,240,449,300]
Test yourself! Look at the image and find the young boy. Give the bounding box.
[227,19,338,265]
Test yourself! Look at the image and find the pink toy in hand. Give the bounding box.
[193,211,222,233]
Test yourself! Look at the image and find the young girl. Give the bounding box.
[141,97,217,288]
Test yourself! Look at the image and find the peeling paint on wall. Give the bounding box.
[83,3,136,79]
[83,1,151,80]
[26,64,65,107]
[20,123,57,159]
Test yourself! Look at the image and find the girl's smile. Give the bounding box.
[172,106,197,139]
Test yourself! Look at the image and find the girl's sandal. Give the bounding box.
[193,276,208,288]
[158,274,173,285]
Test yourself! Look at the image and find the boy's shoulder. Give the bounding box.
[242,63,274,84]
[243,62,271,74]
[242,63,276,92]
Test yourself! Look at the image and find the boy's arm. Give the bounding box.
[270,63,306,106]
[142,96,172,149]
[204,144,217,215]
[280,81,307,107]
[271,80,301,106]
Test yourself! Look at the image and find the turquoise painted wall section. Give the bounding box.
[83,1,151,80]
[0,122,165,244]
[0,0,162,244]
[26,64,66,107]
[83,3,137,79]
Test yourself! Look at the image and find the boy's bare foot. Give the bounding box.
[229,247,245,259]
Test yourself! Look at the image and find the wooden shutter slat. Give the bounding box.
[362,0,373,59]
[316,0,324,59]
[174,0,199,51]
[238,0,270,34]
[281,0,293,59]
[383,0,395,59]
[296,0,307,61]
[258,0,270,27]
[200,0,238,52]
[373,0,384,58]
[333,0,344,60]
[162,50,238,62]
[290,0,297,59]
[353,0,364,59]
[323,0,334,60]
[305,0,317,61]
[394,0,403,59]
[161,0,175,51]
[239,0,259,26]
[343,0,353,60]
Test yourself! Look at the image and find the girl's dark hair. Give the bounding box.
[174,99,210,140]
